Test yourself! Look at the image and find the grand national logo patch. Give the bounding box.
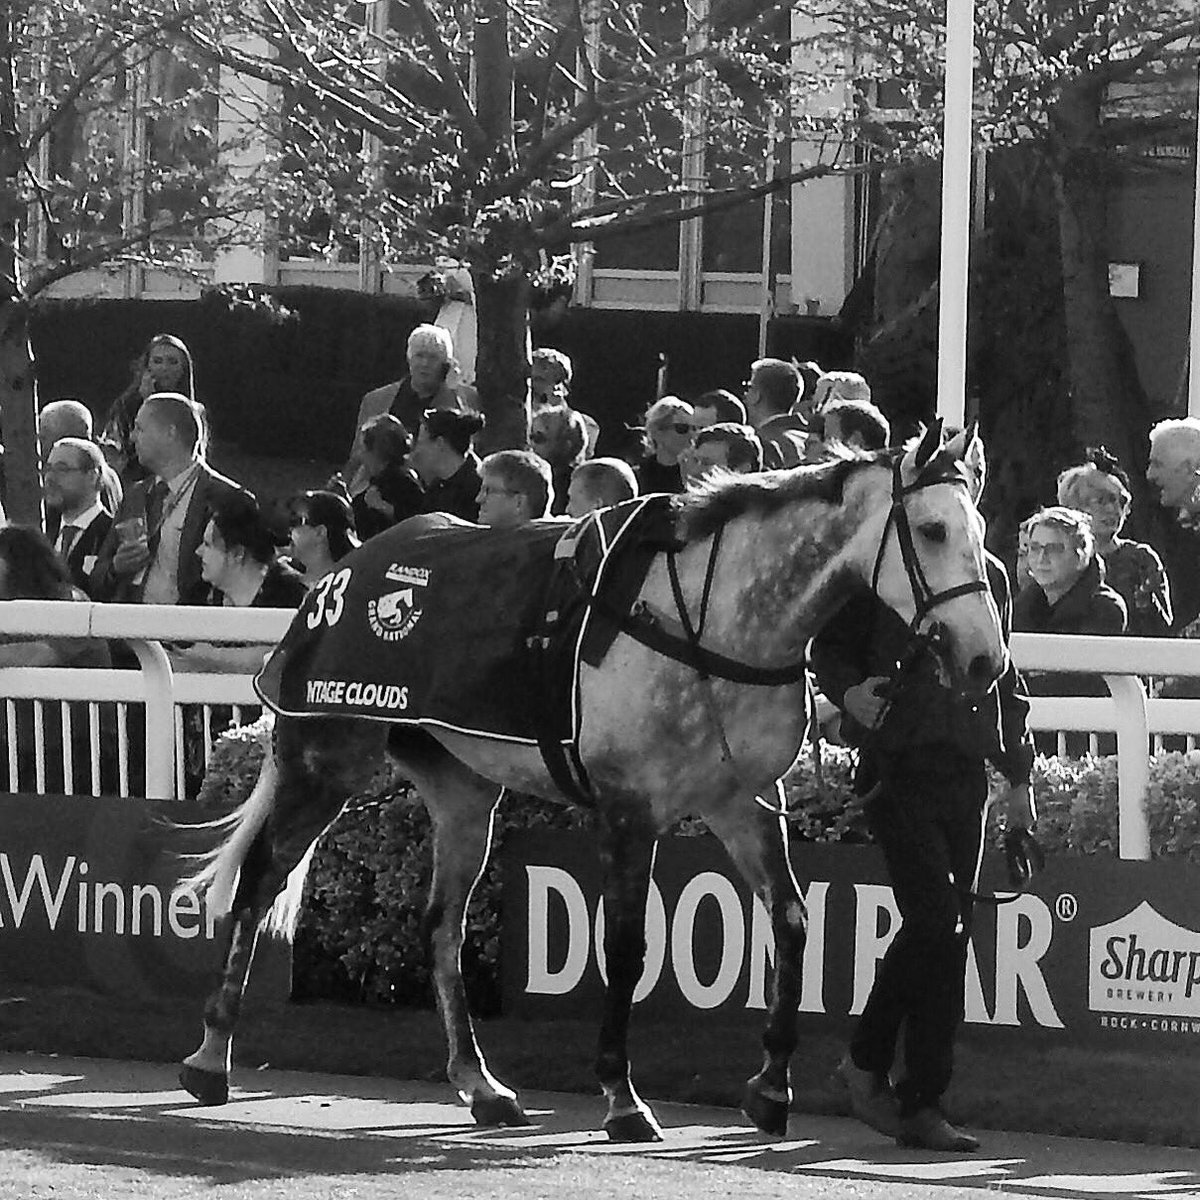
[368,564,431,642]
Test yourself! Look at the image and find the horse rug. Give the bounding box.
[254,498,676,745]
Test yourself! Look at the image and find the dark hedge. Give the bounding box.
[29,291,849,463]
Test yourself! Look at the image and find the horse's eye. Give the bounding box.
[919,521,948,544]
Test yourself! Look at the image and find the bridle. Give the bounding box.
[870,454,989,640]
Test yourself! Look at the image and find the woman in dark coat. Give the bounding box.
[1013,505,1127,755]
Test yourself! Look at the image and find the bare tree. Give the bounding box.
[1,0,281,522]
[180,0,865,450]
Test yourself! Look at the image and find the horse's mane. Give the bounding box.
[677,445,893,544]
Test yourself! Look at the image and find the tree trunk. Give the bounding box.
[0,7,40,526]
[0,299,37,524]
[1048,80,1153,517]
[472,269,531,453]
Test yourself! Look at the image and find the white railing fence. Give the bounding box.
[0,606,1196,862]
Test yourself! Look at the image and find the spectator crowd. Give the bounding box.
[22,321,1200,649]
[15,316,1200,766]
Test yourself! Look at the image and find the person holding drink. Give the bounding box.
[91,393,246,605]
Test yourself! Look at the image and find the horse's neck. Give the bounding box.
[666,500,867,660]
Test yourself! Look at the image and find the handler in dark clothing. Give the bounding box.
[811,551,1036,1153]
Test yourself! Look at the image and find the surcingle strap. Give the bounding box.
[592,593,809,687]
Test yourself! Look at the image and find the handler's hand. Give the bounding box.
[842,676,892,729]
[998,780,1036,833]
[997,780,1043,889]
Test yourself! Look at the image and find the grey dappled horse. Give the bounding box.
[179,424,1005,1143]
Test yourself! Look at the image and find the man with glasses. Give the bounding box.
[43,437,113,598]
[476,451,554,529]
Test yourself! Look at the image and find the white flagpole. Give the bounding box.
[1189,72,1200,417]
[936,0,976,427]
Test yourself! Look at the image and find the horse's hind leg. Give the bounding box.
[595,809,662,1142]
[705,792,807,1137]
[393,734,527,1126]
[180,718,385,1105]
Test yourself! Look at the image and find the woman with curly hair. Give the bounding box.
[1056,446,1172,637]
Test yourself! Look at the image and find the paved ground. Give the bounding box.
[0,1052,1198,1198]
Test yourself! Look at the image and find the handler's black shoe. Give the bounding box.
[896,1107,979,1152]
[835,1054,899,1138]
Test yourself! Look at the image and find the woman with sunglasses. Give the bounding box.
[1056,446,1172,637]
[635,396,695,495]
[287,490,362,587]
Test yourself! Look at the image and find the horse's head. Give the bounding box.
[858,421,1006,696]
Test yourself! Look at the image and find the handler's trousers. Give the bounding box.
[849,751,987,1115]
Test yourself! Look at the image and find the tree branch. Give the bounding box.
[406,0,487,157]
[542,158,874,248]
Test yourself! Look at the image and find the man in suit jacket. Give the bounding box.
[91,393,245,605]
[339,324,469,497]
[39,399,123,515]
[43,437,114,598]
[744,358,813,470]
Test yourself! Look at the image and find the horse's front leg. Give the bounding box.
[595,812,662,1142]
[416,762,528,1127]
[706,790,807,1137]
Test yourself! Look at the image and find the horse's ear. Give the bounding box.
[964,425,987,502]
[916,418,943,468]
[899,418,944,485]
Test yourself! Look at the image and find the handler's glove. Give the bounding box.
[1002,826,1045,890]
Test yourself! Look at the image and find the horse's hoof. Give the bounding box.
[604,1110,664,1143]
[179,1064,229,1106]
[470,1093,531,1127]
[741,1082,790,1137]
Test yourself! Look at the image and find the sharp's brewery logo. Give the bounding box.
[1090,901,1200,1032]
[369,564,431,642]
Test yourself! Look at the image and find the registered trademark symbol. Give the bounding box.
[1055,893,1078,921]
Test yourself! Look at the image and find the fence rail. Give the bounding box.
[0,605,1196,862]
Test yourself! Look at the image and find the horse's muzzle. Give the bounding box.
[923,620,1004,696]
[963,651,1004,696]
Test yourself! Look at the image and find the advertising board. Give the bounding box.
[0,794,288,1000]
[501,831,1200,1047]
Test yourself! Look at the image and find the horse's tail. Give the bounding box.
[179,751,311,942]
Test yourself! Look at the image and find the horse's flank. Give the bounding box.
[434,459,888,826]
